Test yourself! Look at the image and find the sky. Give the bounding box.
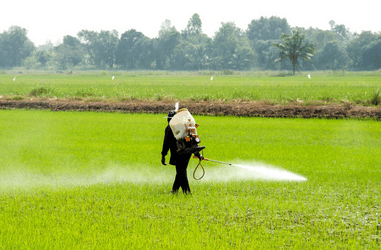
[1,0,380,46]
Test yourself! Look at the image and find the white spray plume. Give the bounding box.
[0,164,173,191]
[200,161,307,182]
[0,162,306,191]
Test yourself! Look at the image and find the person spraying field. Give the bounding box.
[161,102,306,190]
[161,102,204,194]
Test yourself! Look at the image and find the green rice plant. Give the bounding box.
[7,95,24,100]
[74,87,98,97]
[0,110,380,248]
[1,72,381,104]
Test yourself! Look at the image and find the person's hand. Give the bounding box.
[161,155,167,165]
[195,152,204,160]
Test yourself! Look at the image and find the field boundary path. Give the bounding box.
[1,99,381,119]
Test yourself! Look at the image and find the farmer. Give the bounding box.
[161,110,201,194]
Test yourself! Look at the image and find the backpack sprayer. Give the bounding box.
[169,102,233,180]
[169,103,205,156]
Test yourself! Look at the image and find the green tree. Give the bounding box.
[37,40,54,52]
[188,43,211,70]
[328,20,356,43]
[173,40,211,70]
[228,38,255,70]
[333,24,350,43]
[346,31,378,70]
[115,29,150,69]
[359,37,381,70]
[54,35,84,69]
[172,41,190,70]
[22,50,53,70]
[316,41,349,70]
[173,14,212,70]
[254,40,286,70]
[213,22,254,70]
[0,26,34,67]
[77,30,119,69]
[156,20,180,69]
[305,28,338,51]
[138,39,155,69]
[182,13,202,38]
[246,16,290,70]
[272,28,316,75]
[36,51,51,67]
[246,16,291,43]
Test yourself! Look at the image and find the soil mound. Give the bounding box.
[1,99,380,119]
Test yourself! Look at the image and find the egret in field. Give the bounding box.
[307,74,311,79]
[112,76,115,80]
[210,76,213,81]
[13,76,16,81]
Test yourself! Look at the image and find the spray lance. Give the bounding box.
[192,151,233,180]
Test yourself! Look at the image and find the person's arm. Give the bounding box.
[161,127,170,165]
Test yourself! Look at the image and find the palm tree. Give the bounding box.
[272,28,316,75]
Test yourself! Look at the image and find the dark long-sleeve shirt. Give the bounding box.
[162,125,178,165]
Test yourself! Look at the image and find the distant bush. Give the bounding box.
[370,88,381,105]
[275,72,293,77]
[222,69,233,75]
[29,86,50,97]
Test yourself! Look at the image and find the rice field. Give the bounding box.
[0,109,380,248]
[0,70,380,105]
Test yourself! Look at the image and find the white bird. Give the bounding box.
[13,76,16,81]
[307,74,311,79]
[210,76,213,80]
[112,76,115,80]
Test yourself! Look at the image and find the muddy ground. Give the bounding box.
[1,99,381,119]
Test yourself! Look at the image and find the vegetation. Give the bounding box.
[371,88,381,105]
[1,71,381,106]
[272,29,316,75]
[0,15,380,71]
[0,110,380,248]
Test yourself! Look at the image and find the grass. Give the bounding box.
[371,88,381,105]
[0,70,380,105]
[0,109,380,248]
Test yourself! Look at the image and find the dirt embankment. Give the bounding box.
[1,99,381,119]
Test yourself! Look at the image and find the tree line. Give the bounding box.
[1,14,380,71]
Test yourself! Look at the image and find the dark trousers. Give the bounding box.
[172,154,192,194]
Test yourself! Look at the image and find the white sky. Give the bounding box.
[1,0,380,46]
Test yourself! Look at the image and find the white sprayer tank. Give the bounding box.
[169,109,197,140]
